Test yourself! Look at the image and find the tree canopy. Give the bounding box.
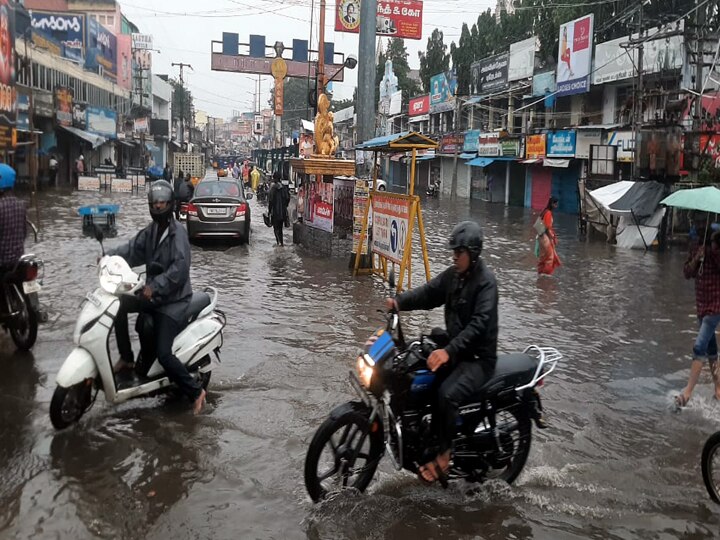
[418,29,450,93]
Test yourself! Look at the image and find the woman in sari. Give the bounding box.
[537,197,562,275]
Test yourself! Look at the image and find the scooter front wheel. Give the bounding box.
[50,380,94,430]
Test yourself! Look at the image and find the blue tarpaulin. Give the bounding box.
[467,157,516,167]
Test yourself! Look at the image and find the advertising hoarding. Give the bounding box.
[463,130,480,153]
[526,134,546,159]
[0,0,15,148]
[532,70,556,97]
[471,52,509,95]
[440,133,463,154]
[372,193,410,264]
[86,107,117,139]
[31,11,84,63]
[335,0,423,40]
[55,86,73,127]
[508,37,536,81]
[575,130,602,159]
[306,179,334,233]
[556,14,594,96]
[605,130,635,162]
[117,34,132,90]
[429,70,457,113]
[408,95,429,116]
[86,17,117,79]
[547,130,576,157]
[592,27,684,85]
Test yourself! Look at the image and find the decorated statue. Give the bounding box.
[314,93,339,157]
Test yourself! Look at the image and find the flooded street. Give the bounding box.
[1,187,719,539]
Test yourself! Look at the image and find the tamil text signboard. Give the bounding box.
[526,134,546,159]
[372,193,410,265]
[440,132,463,154]
[471,52,509,95]
[211,53,344,81]
[335,0,423,40]
[556,14,594,96]
[409,95,429,116]
[478,133,500,157]
[547,130,576,157]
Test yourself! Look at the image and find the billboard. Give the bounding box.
[478,133,500,157]
[593,28,684,85]
[116,34,132,90]
[131,33,152,50]
[86,107,117,139]
[55,86,73,127]
[532,70,556,97]
[556,14,594,96]
[409,95,429,116]
[335,0,423,40]
[86,17,117,80]
[0,0,15,148]
[547,130,576,157]
[306,179,334,233]
[508,37,536,82]
[526,134,546,159]
[471,52,509,95]
[429,70,456,113]
[31,11,84,63]
[372,193,411,264]
[463,130,480,153]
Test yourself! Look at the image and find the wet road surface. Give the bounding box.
[1,187,719,539]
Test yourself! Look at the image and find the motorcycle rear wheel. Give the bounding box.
[50,381,93,430]
[472,406,532,484]
[702,431,720,504]
[304,404,383,502]
[7,285,38,350]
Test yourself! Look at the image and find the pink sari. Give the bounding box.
[537,211,562,275]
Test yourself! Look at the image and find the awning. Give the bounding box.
[576,123,621,130]
[415,154,437,162]
[459,152,477,160]
[468,157,516,167]
[522,158,541,164]
[301,119,315,133]
[543,158,570,168]
[118,139,136,148]
[59,125,107,148]
[609,180,666,218]
[409,114,429,123]
[356,131,438,152]
[145,141,160,152]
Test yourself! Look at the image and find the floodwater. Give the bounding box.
[1,186,719,540]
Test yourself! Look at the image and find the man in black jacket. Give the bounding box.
[268,171,290,246]
[108,180,205,414]
[386,221,498,484]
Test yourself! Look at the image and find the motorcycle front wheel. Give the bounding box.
[50,381,94,430]
[304,403,383,502]
[702,431,720,504]
[7,285,38,350]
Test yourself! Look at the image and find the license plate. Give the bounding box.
[86,292,102,308]
[22,280,41,294]
[205,207,226,215]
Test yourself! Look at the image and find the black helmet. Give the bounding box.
[448,221,483,261]
[147,180,175,224]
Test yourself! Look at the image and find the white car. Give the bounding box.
[367,178,387,191]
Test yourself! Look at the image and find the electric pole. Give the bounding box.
[172,62,193,146]
[632,0,644,179]
[451,93,461,199]
[357,0,377,174]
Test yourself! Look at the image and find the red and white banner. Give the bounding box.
[335,0,423,41]
[408,95,429,116]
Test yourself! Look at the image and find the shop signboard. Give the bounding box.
[306,178,334,233]
[87,107,117,139]
[605,130,635,162]
[0,0,15,149]
[526,134,546,159]
[372,193,410,265]
[31,11,84,63]
[440,132,463,154]
[353,179,370,255]
[133,117,148,133]
[429,70,457,113]
[478,132,500,157]
[556,14,594,96]
[72,102,86,130]
[470,52,509,95]
[55,86,73,127]
[547,130,576,157]
[575,129,602,159]
[463,130,480,153]
[112,177,132,193]
[500,138,520,157]
[335,0,423,40]
[508,37,536,81]
[16,94,28,132]
[78,176,100,191]
[593,25,684,85]
[131,33,153,50]
[85,17,117,80]
[409,95,429,116]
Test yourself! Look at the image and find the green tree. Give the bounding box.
[170,79,193,126]
[418,29,450,93]
[450,23,474,96]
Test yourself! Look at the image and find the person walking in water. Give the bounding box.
[535,196,562,275]
[268,171,290,246]
[676,222,720,407]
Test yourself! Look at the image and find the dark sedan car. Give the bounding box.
[186,176,253,243]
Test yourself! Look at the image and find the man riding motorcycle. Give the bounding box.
[385,220,498,484]
[0,164,26,272]
[107,180,206,414]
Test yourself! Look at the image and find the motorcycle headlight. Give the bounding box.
[356,355,375,388]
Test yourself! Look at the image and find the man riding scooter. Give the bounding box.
[107,180,206,414]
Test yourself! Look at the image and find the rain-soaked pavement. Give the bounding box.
[1,185,720,539]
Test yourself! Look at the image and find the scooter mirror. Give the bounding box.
[93,224,104,243]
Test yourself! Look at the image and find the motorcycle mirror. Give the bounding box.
[93,225,105,255]
[388,269,396,291]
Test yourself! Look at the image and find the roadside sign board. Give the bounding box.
[372,193,410,264]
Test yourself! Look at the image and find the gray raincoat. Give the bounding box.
[108,219,192,322]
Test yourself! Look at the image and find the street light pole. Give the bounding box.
[357,0,377,171]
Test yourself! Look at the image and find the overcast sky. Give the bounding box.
[119,0,496,121]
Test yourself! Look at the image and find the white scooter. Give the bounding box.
[50,228,225,430]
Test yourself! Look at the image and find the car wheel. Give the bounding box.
[377,185,386,191]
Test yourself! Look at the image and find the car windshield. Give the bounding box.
[195,181,241,198]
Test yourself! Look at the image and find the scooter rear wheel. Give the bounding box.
[7,285,38,351]
[50,381,93,430]
[702,431,720,504]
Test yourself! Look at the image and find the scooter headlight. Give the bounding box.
[99,265,122,294]
[356,355,375,388]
